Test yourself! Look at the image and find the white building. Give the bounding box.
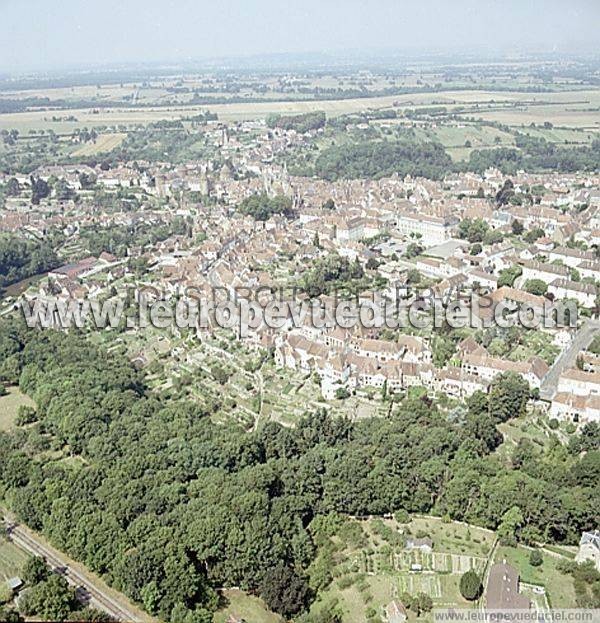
[575,531,600,571]
[395,213,456,246]
[550,393,600,424]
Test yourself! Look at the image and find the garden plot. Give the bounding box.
[398,574,443,598]
[357,549,485,576]
[393,550,485,574]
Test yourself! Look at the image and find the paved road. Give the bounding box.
[3,516,143,622]
[540,319,600,400]
[479,537,500,611]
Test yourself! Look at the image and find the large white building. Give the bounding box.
[395,213,456,246]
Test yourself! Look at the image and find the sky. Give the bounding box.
[0,0,599,73]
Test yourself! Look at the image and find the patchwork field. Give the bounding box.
[3,88,600,130]
[309,515,579,621]
[413,119,598,161]
[308,516,495,623]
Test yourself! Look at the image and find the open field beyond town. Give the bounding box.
[1,88,600,131]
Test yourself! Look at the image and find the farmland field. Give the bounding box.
[464,106,600,129]
[2,88,600,131]
[72,132,126,156]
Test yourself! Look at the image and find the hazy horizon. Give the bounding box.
[1,0,599,74]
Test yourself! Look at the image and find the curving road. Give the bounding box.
[539,319,600,401]
[3,515,143,622]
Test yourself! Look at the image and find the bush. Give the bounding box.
[459,570,483,601]
[416,593,433,613]
[529,549,543,567]
[524,279,548,296]
[548,418,559,430]
[0,608,23,623]
[0,583,11,605]
[394,509,411,524]
[557,559,577,574]
[335,387,350,400]
[357,581,370,593]
[336,575,354,590]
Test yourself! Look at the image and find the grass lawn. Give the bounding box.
[213,589,282,623]
[0,536,29,581]
[494,545,577,607]
[543,544,576,559]
[309,574,394,623]
[0,387,35,431]
[523,126,596,145]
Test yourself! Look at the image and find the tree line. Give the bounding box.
[286,134,600,182]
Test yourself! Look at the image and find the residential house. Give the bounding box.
[575,531,600,571]
[405,537,433,553]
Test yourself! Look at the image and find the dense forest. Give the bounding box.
[286,133,600,182]
[0,320,598,621]
[0,235,59,290]
[292,139,454,181]
[267,112,326,133]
